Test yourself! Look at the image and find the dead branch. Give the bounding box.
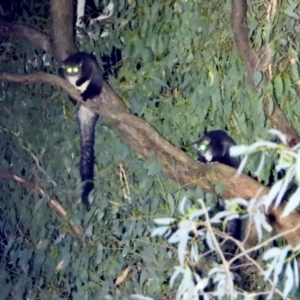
[0,170,84,238]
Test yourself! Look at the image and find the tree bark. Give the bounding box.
[231,0,299,144]
[1,71,300,246]
[1,0,300,248]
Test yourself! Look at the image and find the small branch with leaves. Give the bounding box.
[0,170,84,238]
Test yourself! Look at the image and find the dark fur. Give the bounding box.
[78,111,99,206]
[62,52,104,100]
[193,130,242,251]
[193,130,240,169]
[62,52,104,207]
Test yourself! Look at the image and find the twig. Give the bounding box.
[198,198,235,299]
[0,170,84,238]
[30,152,57,187]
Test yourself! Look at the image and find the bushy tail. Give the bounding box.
[224,217,241,262]
[77,105,99,207]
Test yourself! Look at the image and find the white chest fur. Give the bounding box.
[65,75,95,123]
[66,75,91,93]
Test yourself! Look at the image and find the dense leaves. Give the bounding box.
[1,0,300,298]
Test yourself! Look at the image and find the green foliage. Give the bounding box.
[152,132,300,300]
[1,0,300,298]
[112,0,269,146]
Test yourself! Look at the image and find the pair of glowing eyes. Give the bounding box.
[66,66,80,74]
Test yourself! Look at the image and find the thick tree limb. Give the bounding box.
[50,0,76,60]
[230,0,300,247]
[231,0,299,144]
[0,21,53,53]
[2,0,300,249]
[231,0,267,86]
[1,71,300,246]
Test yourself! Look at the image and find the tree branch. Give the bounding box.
[230,0,300,247]
[231,0,267,86]
[50,0,76,60]
[2,0,300,249]
[0,170,84,238]
[0,21,53,53]
[263,100,299,146]
[231,0,299,144]
[231,0,266,84]
[1,71,300,247]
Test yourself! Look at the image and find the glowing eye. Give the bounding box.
[198,144,208,152]
[66,67,73,73]
[73,66,79,73]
